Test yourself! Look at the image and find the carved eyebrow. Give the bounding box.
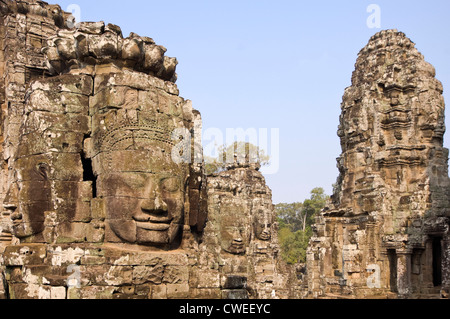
[120,172,150,188]
[159,176,182,192]
[158,174,180,181]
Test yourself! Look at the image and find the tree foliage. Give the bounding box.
[276,187,328,265]
[204,142,270,176]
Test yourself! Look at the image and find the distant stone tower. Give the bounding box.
[307,30,450,299]
[204,160,298,299]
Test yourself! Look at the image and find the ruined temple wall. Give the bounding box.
[0,0,72,250]
[307,30,450,299]
[0,0,70,168]
[0,0,290,300]
[0,7,8,250]
[0,38,209,300]
[204,164,301,299]
[0,0,210,299]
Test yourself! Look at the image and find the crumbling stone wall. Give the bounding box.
[0,1,75,298]
[0,0,287,300]
[307,30,450,299]
[2,1,447,301]
[203,160,301,299]
[0,0,73,252]
[0,15,207,298]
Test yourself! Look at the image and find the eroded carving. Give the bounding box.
[307,29,450,299]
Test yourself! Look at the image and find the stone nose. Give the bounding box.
[140,181,169,213]
[140,197,168,214]
[3,184,19,213]
[10,211,22,221]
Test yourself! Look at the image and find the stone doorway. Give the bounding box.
[432,237,443,287]
[387,249,398,293]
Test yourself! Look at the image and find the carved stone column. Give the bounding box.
[441,238,450,297]
[396,250,412,297]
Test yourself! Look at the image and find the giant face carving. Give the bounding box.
[4,157,52,241]
[97,132,188,247]
[217,201,250,255]
[253,207,272,241]
[1,74,89,243]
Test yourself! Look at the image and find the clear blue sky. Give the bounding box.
[55,0,450,204]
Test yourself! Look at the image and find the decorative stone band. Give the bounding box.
[98,124,175,153]
[90,120,183,173]
[43,21,178,82]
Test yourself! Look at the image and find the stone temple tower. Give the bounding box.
[307,30,450,299]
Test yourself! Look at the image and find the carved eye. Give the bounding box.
[37,163,50,180]
[160,177,180,193]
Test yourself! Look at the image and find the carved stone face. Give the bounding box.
[253,208,272,241]
[218,202,249,255]
[4,158,51,240]
[100,147,186,246]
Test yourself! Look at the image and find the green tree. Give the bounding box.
[275,202,305,232]
[301,187,328,228]
[278,226,313,265]
[276,187,328,264]
[204,142,270,176]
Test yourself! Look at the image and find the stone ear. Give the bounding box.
[188,167,208,233]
